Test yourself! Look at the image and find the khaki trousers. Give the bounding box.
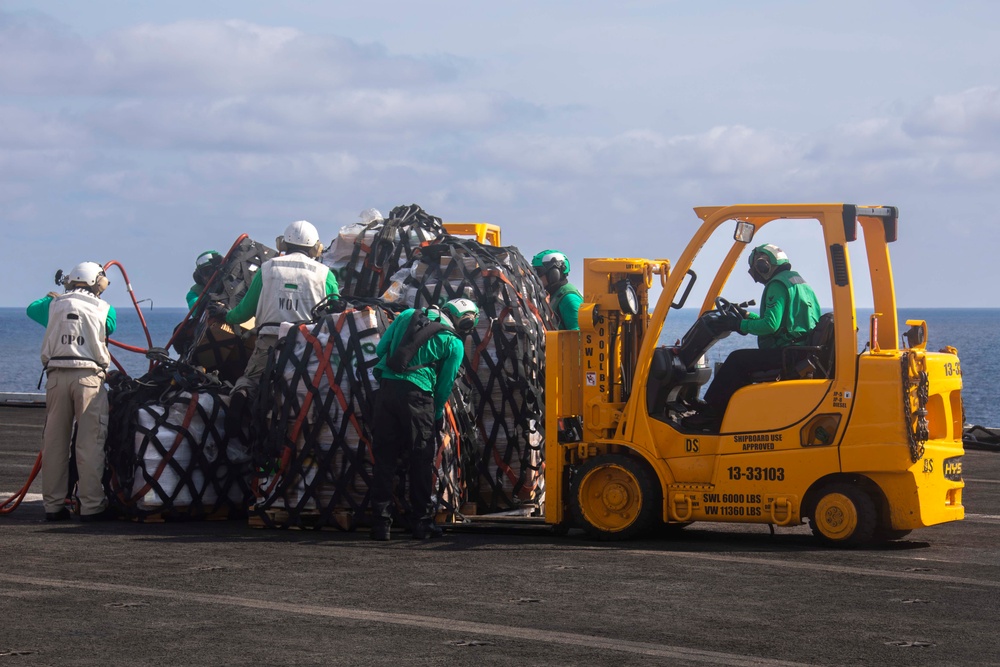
[42,367,109,515]
[232,333,278,398]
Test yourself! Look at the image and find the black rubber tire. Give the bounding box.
[570,454,660,541]
[808,482,878,547]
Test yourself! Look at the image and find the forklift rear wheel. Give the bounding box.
[809,483,877,547]
[572,455,659,541]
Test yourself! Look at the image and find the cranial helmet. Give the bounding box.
[277,220,323,257]
[748,243,791,284]
[195,250,222,268]
[193,250,223,285]
[65,261,109,295]
[442,298,480,334]
[532,249,570,286]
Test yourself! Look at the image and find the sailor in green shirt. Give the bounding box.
[532,250,583,330]
[186,250,223,310]
[27,262,119,522]
[208,221,339,436]
[369,298,479,541]
[688,244,821,430]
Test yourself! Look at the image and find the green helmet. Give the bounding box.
[193,250,223,286]
[748,243,790,284]
[195,250,222,267]
[532,249,570,283]
[442,297,480,334]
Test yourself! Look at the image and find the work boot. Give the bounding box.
[370,520,391,541]
[682,407,722,432]
[226,388,250,440]
[411,521,443,540]
[44,508,70,522]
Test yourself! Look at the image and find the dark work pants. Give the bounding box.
[703,348,785,413]
[370,378,437,526]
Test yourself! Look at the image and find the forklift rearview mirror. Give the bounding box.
[734,221,755,243]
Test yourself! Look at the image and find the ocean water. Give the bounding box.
[2,306,997,425]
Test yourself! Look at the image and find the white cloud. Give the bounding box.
[82,90,535,152]
[0,13,457,95]
[905,86,1000,139]
[2,5,1000,310]
[455,176,516,203]
[0,106,87,149]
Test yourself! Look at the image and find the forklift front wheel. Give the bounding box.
[572,455,659,540]
[809,483,877,547]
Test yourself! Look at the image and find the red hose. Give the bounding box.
[3,239,251,517]
[5,258,154,516]
[162,233,249,355]
[0,453,42,515]
[104,259,155,373]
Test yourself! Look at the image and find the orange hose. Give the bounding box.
[0,452,42,515]
[163,233,249,356]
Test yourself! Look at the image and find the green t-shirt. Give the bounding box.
[186,285,203,309]
[27,293,117,335]
[550,282,583,331]
[225,256,340,326]
[739,270,820,349]
[374,308,465,419]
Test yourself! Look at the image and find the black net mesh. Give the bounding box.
[382,237,555,514]
[171,236,276,383]
[322,204,446,299]
[205,236,278,308]
[250,304,466,530]
[105,364,253,520]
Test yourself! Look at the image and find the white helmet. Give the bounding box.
[277,220,323,257]
[283,220,320,247]
[65,261,109,294]
[443,297,480,334]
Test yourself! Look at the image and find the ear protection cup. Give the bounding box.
[752,251,773,282]
[275,236,287,253]
[93,273,110,295]
[545,266,562,285]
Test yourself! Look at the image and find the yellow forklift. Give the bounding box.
[544,204,965,545]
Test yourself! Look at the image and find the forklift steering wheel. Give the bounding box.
[714,296,740,318]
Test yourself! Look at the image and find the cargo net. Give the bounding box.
[171,236,276,384]
[105,361,253,521]
[322,204,445,299]
[251,304,466,530]
[383,238,556,514]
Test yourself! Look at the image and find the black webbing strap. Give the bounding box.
[340,204,446,298]
[250,304,464,530]
[105,363,253,520]
[390,236,555,512]
[177,236,274,373]
[387,309,447,373]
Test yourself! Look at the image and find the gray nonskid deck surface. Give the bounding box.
[1,406,998,666]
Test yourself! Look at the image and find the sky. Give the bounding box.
[2,0,1000,312]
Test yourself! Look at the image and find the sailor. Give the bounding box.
[532,250,583,330]
[369,298,479,541]
[186,250,223,309]
[211,220,339,432]
[27,262,117,522]
[688,243,821,430]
